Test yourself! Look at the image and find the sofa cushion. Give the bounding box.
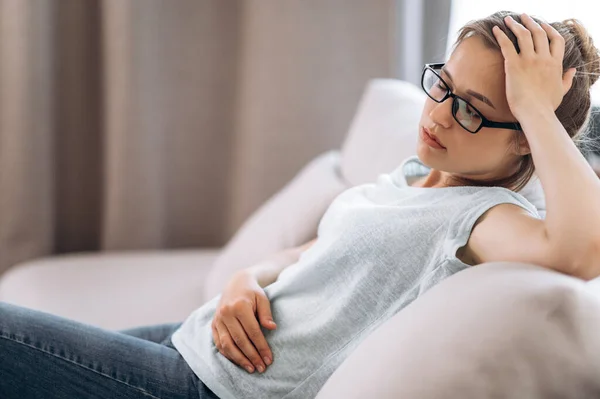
[316,262,600,399]
[340,79,426,186]
[0,250,220,330]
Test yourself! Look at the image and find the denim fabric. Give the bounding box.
[0,301,219,399]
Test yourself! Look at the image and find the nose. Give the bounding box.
[428,97,453,129]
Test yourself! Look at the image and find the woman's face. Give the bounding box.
[417,35,529,185]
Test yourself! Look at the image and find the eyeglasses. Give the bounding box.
[421,63,521,134]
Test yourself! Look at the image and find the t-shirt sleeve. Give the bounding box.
[442,188,542,272]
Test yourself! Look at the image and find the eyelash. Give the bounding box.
[436,81,479,116]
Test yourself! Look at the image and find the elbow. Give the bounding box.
[564,239,600,281]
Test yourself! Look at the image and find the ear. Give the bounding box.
[562,67,577,95]
[513,132,531,156]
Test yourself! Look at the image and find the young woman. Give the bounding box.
[2,11,600,399]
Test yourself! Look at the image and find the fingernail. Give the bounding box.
[246,365,254,373]
[264,356,271,365]
[257,364,265,373]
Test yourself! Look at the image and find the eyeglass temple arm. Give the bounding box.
[483,120,522,131]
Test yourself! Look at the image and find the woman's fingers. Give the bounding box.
[504,15,535,55]
[211,320,222,351]
[540,21,566,61]
[492,25,518,61]
[215,322,256,373]
[237,309,273,366]
[520,14,549,54]
[212,272,276,373]
[222,316,267,373]
[495,14,563,62]
[256,293,277,330]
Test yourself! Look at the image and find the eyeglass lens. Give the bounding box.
[422,68,482,132]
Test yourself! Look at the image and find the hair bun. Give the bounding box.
[563,18,600,86]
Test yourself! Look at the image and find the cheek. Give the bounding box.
[420,98,443,120]
[419,101,433,121]
[454,131,514,164]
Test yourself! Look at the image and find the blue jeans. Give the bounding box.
[0,301,219,399]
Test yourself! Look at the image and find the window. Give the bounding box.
[446,1,600,104]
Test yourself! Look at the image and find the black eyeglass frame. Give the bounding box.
[421,63,522,134]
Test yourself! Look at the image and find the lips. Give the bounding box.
[423,127,446,149]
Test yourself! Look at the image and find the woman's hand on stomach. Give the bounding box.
[211,270,277,374]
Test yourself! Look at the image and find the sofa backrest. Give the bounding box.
[340,79,425,186]
[316,262,600,398]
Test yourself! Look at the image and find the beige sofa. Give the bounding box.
[2,79,600,398]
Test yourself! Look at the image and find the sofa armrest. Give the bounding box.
[0,249,221,330]
[317,262,600,398]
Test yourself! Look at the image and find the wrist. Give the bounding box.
[242,261,277,289]
[513,102,555,122]
[235,267,258,282]
[514,106,558,131]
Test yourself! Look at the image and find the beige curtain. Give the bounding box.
[0,0,396,276]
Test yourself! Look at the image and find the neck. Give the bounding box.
[413,170,447,188]
[417,157,525,189]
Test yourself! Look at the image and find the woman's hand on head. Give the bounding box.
[211,270,276,374]
[492,13,576,123]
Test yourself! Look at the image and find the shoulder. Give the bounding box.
[471,201,540,239]
[448,186,542,265]
[463,201,550,267]
[444,187,540,230]
[460,186,540,217]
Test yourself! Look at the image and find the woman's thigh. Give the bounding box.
[0,302,217,399]
[118,322,183,348]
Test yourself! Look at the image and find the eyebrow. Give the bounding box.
[441,67,496,110]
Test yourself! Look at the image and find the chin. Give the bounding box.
[415,142,432,162]
[415,144,441,170]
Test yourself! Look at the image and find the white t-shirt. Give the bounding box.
[172,155,541,399]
